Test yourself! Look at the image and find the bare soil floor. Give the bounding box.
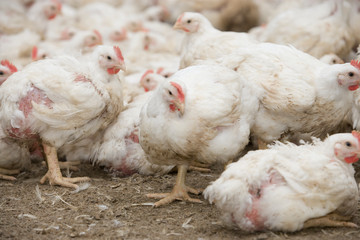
[1,162,360,240]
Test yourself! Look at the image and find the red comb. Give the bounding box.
[93,30,102,44]
[113,46,124,61]
[352,130,360,144]
[170,81,185,102]
[1,60,17,73]
[156,67,164,74]
[31,46,38,61]
[350,60,360,70]
[140,69,154,82]
[176,13,185,24]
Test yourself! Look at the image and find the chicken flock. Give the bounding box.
[1,0,360,233]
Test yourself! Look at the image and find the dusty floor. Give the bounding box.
[1,162,360,240]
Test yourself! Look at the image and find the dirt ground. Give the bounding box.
[1,161,360,240]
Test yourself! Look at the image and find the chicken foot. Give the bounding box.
[0,168,20,181]
[40,142,90,189]
[303,213,358,229]
[146,165,202,207]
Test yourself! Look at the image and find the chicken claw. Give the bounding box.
[40,142,90,189]
[0,168,21,181]
[0,173,17,181]
[147,165,202,207]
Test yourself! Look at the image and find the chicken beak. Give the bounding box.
[173,100,185,115]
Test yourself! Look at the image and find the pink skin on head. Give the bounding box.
[140,69,154,91]
[168,81,185,112]
[47,0,62,20]
[343,60,360,91]
[338,130,360,164]
[106,46,125,75]
[1,60,17,73]
[175,13,190,32]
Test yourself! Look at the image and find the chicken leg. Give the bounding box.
[303,213,358,229]
[39,142,90,188]
[0,168,20,181]
[146,165,202,207]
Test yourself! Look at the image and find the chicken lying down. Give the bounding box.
[173,12,257,69]
[139,65,259,206]
[257,0,355,59]
[206,43,360,146]
[204,131,360,232]
[60,92,174,177]
[0,45,125,188]
[139,68,167,92]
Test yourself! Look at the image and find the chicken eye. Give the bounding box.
[349,72,354,77]
[91,36,96,40]
[69,32,74,37]
[168,90,173,95]
[187,19,192,24]
[50,6,56,10]
[0,71,3,75]
[42,54,47,58]
[345,141,352,147]
[107,56,112,60]
[146,79,150,82]
[164,74,169,78]
[332,59,336,64]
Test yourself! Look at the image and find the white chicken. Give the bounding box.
[60,92,174,177]
[319,53,344,65]
[173,12,257,69]
[139,64,259,206]
[0,60,31,181]
[0,60,18,86]
[0,29,41,67]
[161,0,259,32]
[139,69,166,92]
[256,0,355,59]
[0,45,125,188]
[204,131,360,232]
[26,0,63,36]
[207,43,360,146]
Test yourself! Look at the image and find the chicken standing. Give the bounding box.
[0,45,125,188]
[139,65,258,206]
[204,131,360,232]
[173,12,257,69]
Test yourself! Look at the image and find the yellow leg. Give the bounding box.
[0,173,16,181]
[39,142,90,189]
[146,165,202,207]
[303,213,358,229]
[0,168,21,181]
